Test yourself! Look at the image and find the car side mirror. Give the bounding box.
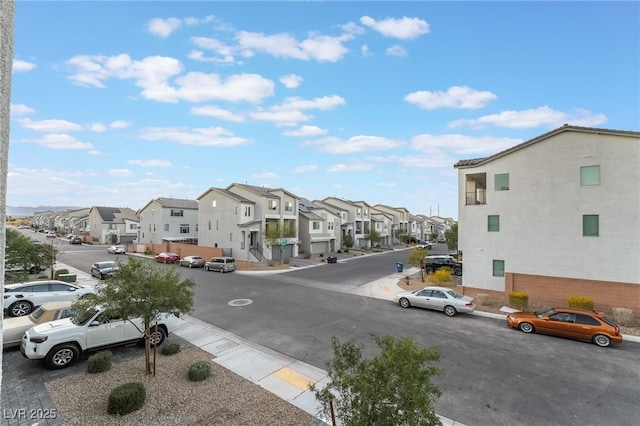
[89,321,101,327]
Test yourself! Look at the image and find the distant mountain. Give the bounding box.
[6,206,84,218]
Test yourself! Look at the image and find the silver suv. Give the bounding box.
[204,257,236,273]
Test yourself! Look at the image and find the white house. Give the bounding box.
[454,125,640,313]
[88,207,139,244]
[137,198,199,244]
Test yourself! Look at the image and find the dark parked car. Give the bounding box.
[90,261,120,279]
[69,236,82,245]
[424,255,462,276]
[155,252,180,264]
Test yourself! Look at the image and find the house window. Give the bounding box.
[149,224,151,231]
[229,232,233,241]
[465,173,487,205]
[195,224,198,232]
[208,220,211,230]
[356,208,362,216]
[235,206,239,215]
[312,222,320,230]
[129,224,137,230]
[108,224,116,230]
[212,200,217,208]
[164,224,169,232]
[268,200,277,210]
[170,209,184,217]
[216,220,219,230]
[364,208,369,217]
[180,224,189,234]
[328,222,334,230]
[583,215,599,236]
[492,260,505,277]
[285,201,293,212]
[495,173,509,191]
[153,224,156,232]
[488,215,500,232]
[580,165,600,186]
[244,206,251,216]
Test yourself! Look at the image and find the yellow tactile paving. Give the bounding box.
[273,367,316,390]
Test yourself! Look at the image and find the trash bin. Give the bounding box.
[58,273,77,283]
[327,256,337,264]
[396,262,403,273]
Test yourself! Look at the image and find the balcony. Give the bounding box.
[466,190,486,205]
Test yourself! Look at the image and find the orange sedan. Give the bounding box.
[506,307,622,347]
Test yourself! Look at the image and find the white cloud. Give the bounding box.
[447,106,607,129]
[250,95,345,126]
[249,109,311,127]
[405,86,497,110]
[66,54,275,104]
[292,165,318,173]
[140,126,252,147]
[108,169,134,177]
[326,162,373,172]
[303,135,404,154]
[13,59,36,72]
[190,105,245,122]
[361,44,372,57]
[188,50,237,64]
[127,159,175,167]
[189,37,238,63]
[360,16,430,39]
[32,133,94,150]
[237,30,353,62]
[10,103,35,115]
[185,15,215,26]
[109,120,131,129]
[18,118,83,132]
[377,182,397,187]
[283,125,328,137]
[148,17,182,38]
[340,22,366,35]
[386,45,407,57]
[280,74,303,89]
[88,123,107,132]
[251,171,279,179]
[410,133,521,157]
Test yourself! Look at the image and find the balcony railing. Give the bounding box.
[466,190,486,205]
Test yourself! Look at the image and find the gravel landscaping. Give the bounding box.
[46,346,313,426]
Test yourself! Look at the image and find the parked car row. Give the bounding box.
[155,253,236,273]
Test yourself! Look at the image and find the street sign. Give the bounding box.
[280,239,287,246]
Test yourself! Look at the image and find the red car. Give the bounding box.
[154,252,179,264]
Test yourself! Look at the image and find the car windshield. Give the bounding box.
[445,289,464,299]
[601,316,618,328]
[101,262,117,268]
[30,306,45,321]
[72,309,99,325]
[535,308,556,318]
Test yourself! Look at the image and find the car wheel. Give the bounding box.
[45,343,79,369]
[443,305,457,317]
[219,267,225,273]
[425,266,434,274]
[29,266,42,274]
[519,322,535,333]
[399,297,411,308]
[149,327,167,347]
[9,301,33,317]
[592,334,611,348]
[453,267,462,276]
[100,273,105,280]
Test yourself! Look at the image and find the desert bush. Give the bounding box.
[188,360,212,382]
[107,382,146,415]
[161,343,181,356]
[427,267,452,284]
[54,269,69,279]
[283,258,290,264]
[476,294,490,306]
[567,296,594,310]
[88,350,113,373]
[509,292,529,310]
[612,307,634,326]
[267,260,275,266]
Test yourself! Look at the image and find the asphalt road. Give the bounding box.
[13,234,640,425]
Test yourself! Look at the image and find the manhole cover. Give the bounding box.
[228,299,253,307]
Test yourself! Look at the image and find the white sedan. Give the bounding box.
[107,245,127,254]
[2,301,76,348]
[393,286,475,317]
[3,280,95,317]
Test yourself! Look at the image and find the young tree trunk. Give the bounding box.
[144,324,152,375]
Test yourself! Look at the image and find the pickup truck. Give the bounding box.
[21,308,182,369]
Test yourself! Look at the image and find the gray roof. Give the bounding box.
[94,207,138,223]
[155,198,198,209]
[454,125,640,169]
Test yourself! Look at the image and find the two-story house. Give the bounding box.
[88,207,139,244]
[137,198,199,244]
[372,204,410,244]
[454,125,640,313]
[298,198,340,255]
[321,197,372,249]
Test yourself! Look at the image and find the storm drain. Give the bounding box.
[227,298,254,307]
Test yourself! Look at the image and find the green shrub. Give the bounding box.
[161,343,181,356]
[54,269,70,279]
[568,296,594,310]
[188,360,212,382]
[509,292,529,310]
[107,382,146,415]
[88,350,113,373]
[427,267,452,284]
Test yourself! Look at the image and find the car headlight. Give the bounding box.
[29,334,48,343]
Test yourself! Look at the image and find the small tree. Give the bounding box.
[74,257,195,375]
[311,334,443,426]
[445,223,458,253]
[343,234,354,251]
[366,228,382,248]
[407,247,428,282]
[263,220,296,264]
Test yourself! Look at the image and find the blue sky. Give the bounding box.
[8,1,639,219]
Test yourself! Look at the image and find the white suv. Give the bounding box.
[21,308,182,369]
[3,280,96,317]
